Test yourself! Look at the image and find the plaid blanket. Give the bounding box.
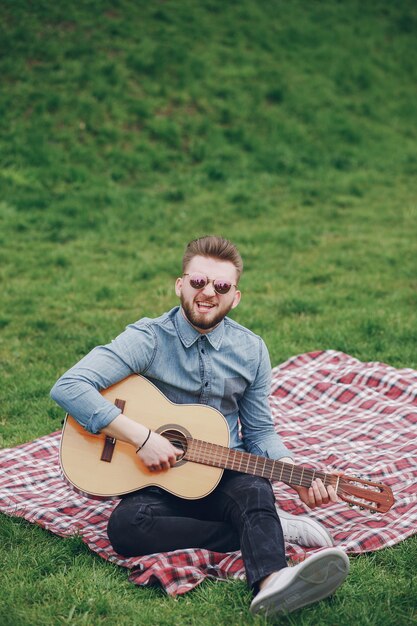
[1,350,416,596]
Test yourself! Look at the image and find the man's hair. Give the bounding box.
[182,236,243,282]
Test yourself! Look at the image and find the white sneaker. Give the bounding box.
[277,507,334,547]
[250,547,349,616]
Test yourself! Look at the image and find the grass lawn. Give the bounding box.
[0,1,416,624]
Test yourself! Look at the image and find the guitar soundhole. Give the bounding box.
[156,425,189,468]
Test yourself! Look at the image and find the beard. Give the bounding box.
[180,293,233,331]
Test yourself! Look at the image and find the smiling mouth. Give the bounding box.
[196,301,216,312]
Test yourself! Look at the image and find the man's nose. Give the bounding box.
[201,280,216,296]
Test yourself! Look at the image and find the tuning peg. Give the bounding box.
[370,510,376,515]
[348,503,354,508]
[359,506,365,511]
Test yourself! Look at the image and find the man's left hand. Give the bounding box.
[291,479,338,509]
[280,457,338,509]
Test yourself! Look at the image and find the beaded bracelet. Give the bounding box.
[136,429,152,453]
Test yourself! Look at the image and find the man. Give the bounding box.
[51,236,349,616]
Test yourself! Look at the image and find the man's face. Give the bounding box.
[175,255,241,333]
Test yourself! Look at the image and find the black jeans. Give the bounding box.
[107,471,287,590]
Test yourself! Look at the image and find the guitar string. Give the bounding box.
[162,433,332,488]
[162,432,387,506]
[182,438,328,487]
[186,437,324,485]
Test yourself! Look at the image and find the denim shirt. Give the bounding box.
[51,307,291,460]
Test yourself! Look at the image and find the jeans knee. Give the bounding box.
[244,482,276,512]
[107,502,153,557]
[220,474,276,522]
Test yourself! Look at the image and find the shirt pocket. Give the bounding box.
[220,377,247,415]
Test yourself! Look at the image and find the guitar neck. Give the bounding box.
[184,437,336,490]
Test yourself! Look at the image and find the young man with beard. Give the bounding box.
[51,236,349,616]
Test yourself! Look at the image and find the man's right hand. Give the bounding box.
[102,413,182,472]
[137,430,183,471]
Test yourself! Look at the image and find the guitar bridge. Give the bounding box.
[100,397,125,463]
[101,436,116,463]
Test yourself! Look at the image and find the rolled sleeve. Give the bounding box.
[50,323,156,433]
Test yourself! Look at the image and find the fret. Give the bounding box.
[228,449,236,471]
[224,446,232,470]
[194,438,201,461]
[229,450,236,470]
[237,452,243,472]
[302,467,314,487]
[270,460,279,481]
[193,438,203,463]
[215,444,227,468]
[281,463,291,483]
[241,453,247,473]
[228,449,237,471]
[213,443,224,468]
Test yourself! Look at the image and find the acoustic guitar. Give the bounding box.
[60,374,395,513]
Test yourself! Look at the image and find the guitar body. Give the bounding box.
[60,374,229,499]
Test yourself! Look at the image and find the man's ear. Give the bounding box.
[175,277,182,297]
[231,290,241,309]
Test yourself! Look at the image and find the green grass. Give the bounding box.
[1,0,416,623]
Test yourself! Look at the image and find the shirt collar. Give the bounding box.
[174,307,225,351]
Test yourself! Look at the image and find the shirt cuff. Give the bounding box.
[87,403,122,434]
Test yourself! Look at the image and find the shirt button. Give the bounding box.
[201,349,205,354]
[205,382,208,387]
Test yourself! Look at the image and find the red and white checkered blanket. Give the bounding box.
[1,351,416,595]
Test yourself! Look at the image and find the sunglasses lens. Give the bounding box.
[213,279,232,294]
[189,273,207,290]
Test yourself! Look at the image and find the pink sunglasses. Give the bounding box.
[183,273,236,295]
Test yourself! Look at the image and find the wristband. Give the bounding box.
[136,429,151,453]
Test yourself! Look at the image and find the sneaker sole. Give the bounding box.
[251,550,349,616]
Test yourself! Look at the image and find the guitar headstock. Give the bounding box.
[337,474,395,513]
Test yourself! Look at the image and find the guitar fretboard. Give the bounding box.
[184,437,338,490]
